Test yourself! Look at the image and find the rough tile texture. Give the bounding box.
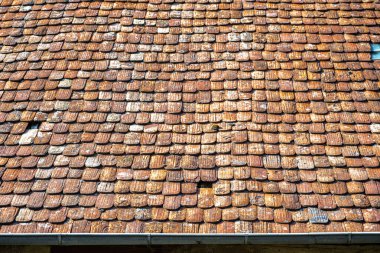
[0,0,379,233]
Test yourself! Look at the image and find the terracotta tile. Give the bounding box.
[362,208,380,223]
[48,207,68,223]
[95,194,114,209]
[257,207,274,221]
[0,207,18,224]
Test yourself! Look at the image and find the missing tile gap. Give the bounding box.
[198,181,213,189]
[27,121,41,130]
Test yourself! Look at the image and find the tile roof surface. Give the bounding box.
[0,0,379,234]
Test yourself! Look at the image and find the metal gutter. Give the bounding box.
[0,233,379,246]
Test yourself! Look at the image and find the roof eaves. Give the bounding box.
[0,233,379,246]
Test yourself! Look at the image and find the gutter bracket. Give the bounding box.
[244,234,248,245]
[348,233,352,245]
[58,234,62,246]
[147,233,154,253]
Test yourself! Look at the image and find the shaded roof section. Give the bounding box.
[1,233,380,245]
[0,0,380,233]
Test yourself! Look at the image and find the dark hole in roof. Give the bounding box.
[197,181,213,189]
[27,121,41,130]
